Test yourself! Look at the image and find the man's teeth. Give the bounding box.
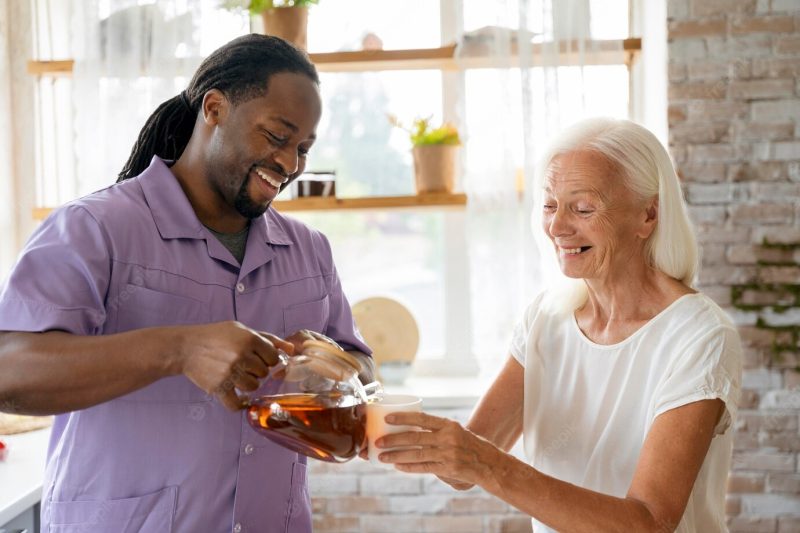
[255,168,286,189]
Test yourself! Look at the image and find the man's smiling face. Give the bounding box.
[204,71,322,219]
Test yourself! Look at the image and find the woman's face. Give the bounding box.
[541,150,655,282]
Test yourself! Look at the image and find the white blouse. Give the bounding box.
[509,292,742,533]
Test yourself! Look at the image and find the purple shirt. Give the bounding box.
[0,157,370,533]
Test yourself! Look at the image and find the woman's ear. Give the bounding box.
[637,196,658,239]
[202,89,228,126]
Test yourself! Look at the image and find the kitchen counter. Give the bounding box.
[0,427,50,530]
[384,375,490,409]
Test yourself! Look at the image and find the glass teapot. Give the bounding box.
[245,339,382,463]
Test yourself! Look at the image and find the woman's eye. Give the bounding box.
[543,204,556,211]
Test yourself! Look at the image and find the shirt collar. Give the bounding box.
[138,156,293,246]
[253,208,293,246]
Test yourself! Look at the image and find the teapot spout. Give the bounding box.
[362,381,384,404]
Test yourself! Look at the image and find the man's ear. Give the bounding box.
[202,89,228,126]
[637,196,658,239]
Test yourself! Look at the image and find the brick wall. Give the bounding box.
[668,1,800,531]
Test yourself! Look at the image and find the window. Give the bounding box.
[29,0,639,376]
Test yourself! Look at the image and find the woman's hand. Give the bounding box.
[375,411,505,492]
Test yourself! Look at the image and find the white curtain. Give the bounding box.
[1,1,37,279]
[0,3,17,277]
[69,0,248,196]
[60,0,628,376]
[456,0,607,373]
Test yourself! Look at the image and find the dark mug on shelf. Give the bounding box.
[288,171,336,199]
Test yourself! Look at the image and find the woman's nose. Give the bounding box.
[548,208,573,237]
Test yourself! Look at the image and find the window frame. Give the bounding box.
[25,0,644,378]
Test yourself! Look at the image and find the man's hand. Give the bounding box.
[284,329,375,385]
[284,329,342,354]
[176,321,294,410]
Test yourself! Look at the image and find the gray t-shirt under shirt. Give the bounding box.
[206,223,249,265]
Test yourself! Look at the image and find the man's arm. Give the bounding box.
[0,322,291,415]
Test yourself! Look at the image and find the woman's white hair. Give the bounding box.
[533,117,698,311]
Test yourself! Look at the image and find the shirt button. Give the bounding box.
[244,444,254,455]
[236,283,245,293]
[233,523,242,533]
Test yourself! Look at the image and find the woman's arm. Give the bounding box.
[435,355,524,490]
[466,355,524,451]
[378,398,724,532]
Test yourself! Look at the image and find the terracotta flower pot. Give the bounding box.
[261,7,308,50]
[412,144,458,194]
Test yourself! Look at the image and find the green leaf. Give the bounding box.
[396,116,461,146]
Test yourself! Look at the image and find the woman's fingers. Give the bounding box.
[377,429,435,449]
[385,411,449,430]
[379,446,442,465]
[395,462,441,474]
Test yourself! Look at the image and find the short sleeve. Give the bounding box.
[314,232,371,355]
[0,204,111,335]
[508,292,547,367]
[652,325,743,435]
[509,319,529,366]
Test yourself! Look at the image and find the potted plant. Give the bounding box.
[390,115,461,194]
[225,0,319,50]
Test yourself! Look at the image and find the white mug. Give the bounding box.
[366,394,423,466]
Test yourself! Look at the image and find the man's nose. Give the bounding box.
[273,146,299,176]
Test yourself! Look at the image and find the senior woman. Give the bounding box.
[377,118,742,532]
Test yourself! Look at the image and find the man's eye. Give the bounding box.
[267,131,288,144]
[298,147,310,157]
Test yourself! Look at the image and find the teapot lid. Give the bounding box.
[301,339,363,373]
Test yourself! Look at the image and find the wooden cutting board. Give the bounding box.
[351,297,419,366]
[0,413,53,435]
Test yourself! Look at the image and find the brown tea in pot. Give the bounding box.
[247,392,367,462]
[244,339,382,462]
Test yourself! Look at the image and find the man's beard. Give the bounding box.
[233,173,270,219]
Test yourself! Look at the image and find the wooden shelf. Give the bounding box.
[27,38,641,76]
[313,45,458,72]
[273,193,467,211]
[32,193,467,220]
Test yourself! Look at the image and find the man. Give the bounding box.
[0,34,373,532]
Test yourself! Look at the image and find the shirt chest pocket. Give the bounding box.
[282,296,330,337]
[114,284,211,403]
[115,284,209,330]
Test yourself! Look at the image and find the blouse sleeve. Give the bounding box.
[652,325,743,435]
[507,292,547,368]
[508,319,528,367]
